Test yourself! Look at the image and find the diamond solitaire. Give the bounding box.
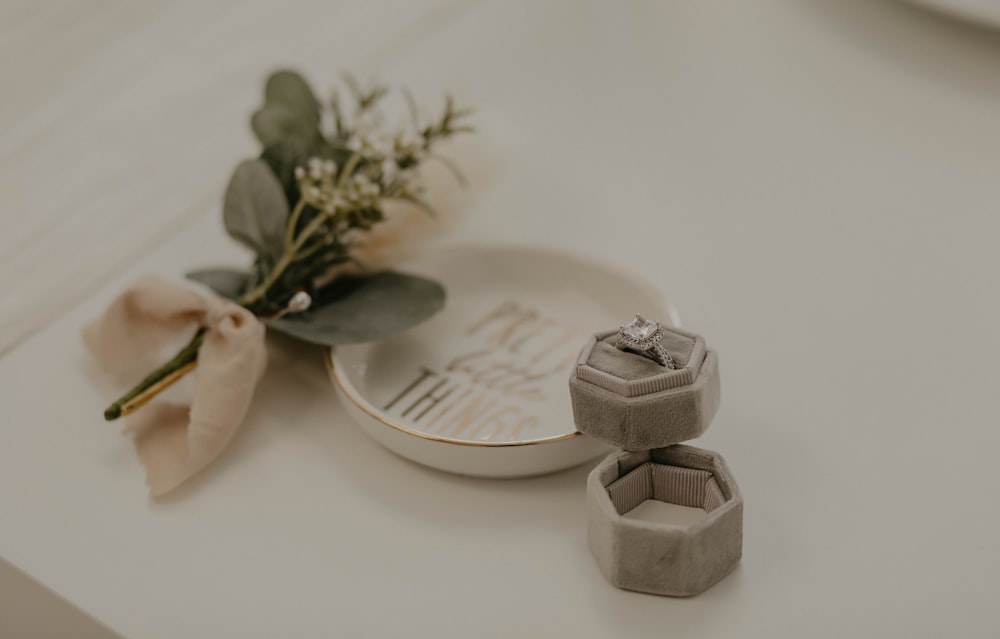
[622,315,659,340]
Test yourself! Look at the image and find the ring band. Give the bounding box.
[644,343,676,368]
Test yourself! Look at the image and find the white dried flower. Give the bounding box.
[286,291,312,313]
[307,158,323,180]
[293,157,343,211]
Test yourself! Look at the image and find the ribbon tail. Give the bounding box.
[135,304,268,497]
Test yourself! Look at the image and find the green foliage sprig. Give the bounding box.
[103,70,472,421]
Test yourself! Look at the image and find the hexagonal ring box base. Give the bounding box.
[588,445,743,597]
[570,327,720,450]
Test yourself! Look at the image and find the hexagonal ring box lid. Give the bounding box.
[569,325,720,450]
[587,445,743,596]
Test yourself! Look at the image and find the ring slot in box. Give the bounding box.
[569,328,720,450]
[587,445,743,597]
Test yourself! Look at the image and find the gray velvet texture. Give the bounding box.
[587,445,743,597]
[569,328,720,450]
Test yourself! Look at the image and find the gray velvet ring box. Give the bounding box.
[587,445,743,597]
[571,326,741,597]
[569,327,721,450]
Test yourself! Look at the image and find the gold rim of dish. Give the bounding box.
[325,350,582,447]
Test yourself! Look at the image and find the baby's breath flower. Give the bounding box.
[337,172,381,208]
[295,156,339,210]
[308,158,323,180]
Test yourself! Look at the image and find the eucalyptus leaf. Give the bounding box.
[260,138,309,206]
[223,159,289,263]
[251,104,319,148]
[264,70,321,127]
[266,272,445,345]
[186,268,251,301]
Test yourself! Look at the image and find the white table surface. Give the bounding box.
[3,1,1000,637]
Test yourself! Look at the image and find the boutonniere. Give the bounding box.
[84,70,472,496]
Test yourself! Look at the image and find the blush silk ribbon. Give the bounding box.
[84,276,267,497]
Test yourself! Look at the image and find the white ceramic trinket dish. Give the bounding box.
[328,244,679,477]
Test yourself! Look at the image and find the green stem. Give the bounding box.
[103,329,206,421]
[283,199,307,253]
[238,207,332,307]
[102,197,339,421]
[238,253,294,308]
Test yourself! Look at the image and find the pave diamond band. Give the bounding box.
[616,314,677,369]
[645,343,676,369]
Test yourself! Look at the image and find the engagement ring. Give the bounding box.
[616,314,676,369]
